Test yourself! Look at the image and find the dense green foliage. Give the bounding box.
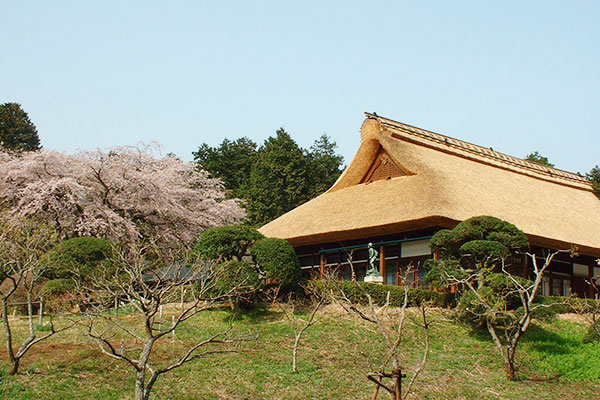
[244,129,311,225]
[250,238,301,290]
[192,137,258,199]
[41,279,76,296]
[210,260,261,301]
[525,151,555,167]
[305,134,345,197]
[0,103,41,152]
[427,216,528,274]
[45,237,114,280]
[192,225,264,262]
[311,280,456,308]
[193,130,344,225]
[425,216,530,331]
[588,165,600,197]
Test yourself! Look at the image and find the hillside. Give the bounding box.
[0,305,599,399]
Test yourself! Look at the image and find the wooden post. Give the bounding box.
[38,296,43,325]
[114,296,119,317]
[171,315,176,343]
[379,246,386,284]
[180,285,185,310]
[159,304,163,319]
[320,253,325,279]
[589,263,595,299]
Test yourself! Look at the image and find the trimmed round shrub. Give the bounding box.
[250,238,301,290]
[211,260,261,296]
[203,260,261,309]
[45,237,114,280]
[484,273,533,310]
[192,225,264,262]
[41,279,76,296]
[456,287,500,328]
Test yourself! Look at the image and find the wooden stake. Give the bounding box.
[38,296,43,325]
[171,315,175,343]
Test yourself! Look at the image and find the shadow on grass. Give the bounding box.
[463,321,579,354]
[221,304,283,324]
[520,324,580,355]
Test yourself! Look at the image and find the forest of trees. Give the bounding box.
[193,129,345,225]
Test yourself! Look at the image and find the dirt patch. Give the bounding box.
[557,313,590,324]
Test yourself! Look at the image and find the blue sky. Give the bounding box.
[1,1,598,173]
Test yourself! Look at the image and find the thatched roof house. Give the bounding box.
[259,113,600,296]
[261,113,600,255]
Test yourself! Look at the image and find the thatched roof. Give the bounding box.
[259,113,600,256]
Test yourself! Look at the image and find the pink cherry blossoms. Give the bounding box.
[0,143,245,247]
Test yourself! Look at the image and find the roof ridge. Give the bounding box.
[364,112,590,187]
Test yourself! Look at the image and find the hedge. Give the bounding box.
[310,280,456,308]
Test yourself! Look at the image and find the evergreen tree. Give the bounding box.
[588,165,600,197]
[525,151,554,167]
[192,137,257,198]
[0,103,41,151]
[307,134,345,197]
[243,128,311,225]
[193,130,345,226]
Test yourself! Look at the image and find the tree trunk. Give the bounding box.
[292,334,300,373]
[134,339,155,400]
[2,298,19,375]
[505,362,515,381]
[505,347,516,381]
[9,357,20,375]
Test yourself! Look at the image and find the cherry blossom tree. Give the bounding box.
[0,143,245,247]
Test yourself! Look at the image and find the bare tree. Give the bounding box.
[325,265,431,400]
[0,219,70,375]
[78,242,256,400]
[570,264,600,342]
[268,284,324,373]
[446,250,568,380]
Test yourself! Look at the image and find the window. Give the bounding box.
[541,276,550,296]
[385,262,397,285]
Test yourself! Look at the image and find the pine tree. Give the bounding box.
[0,103,41,151]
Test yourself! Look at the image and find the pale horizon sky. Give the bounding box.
[1,1,598,174]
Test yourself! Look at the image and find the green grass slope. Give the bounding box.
[0,306,598,399]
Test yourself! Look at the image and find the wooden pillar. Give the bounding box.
[590,263,595,299]
[379,246,386,284]
[320,253,325,279]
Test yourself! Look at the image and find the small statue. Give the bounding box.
[366,243,382,277]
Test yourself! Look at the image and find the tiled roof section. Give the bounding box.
[365,112,591,188]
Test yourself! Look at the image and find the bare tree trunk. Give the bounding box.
[38,296,44,325]
[2,298,18,375]
[134,339,155,400]
[292,333,301,373]
[9,357,19,376]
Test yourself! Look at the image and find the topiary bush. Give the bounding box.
[192,225,264,262]
[41,279,76,296]
[45,237,114,280]
[250,238,301,290]
[203,260,261,309]
[41,279,78,312]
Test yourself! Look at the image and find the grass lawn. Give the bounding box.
[0,305,598,399]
